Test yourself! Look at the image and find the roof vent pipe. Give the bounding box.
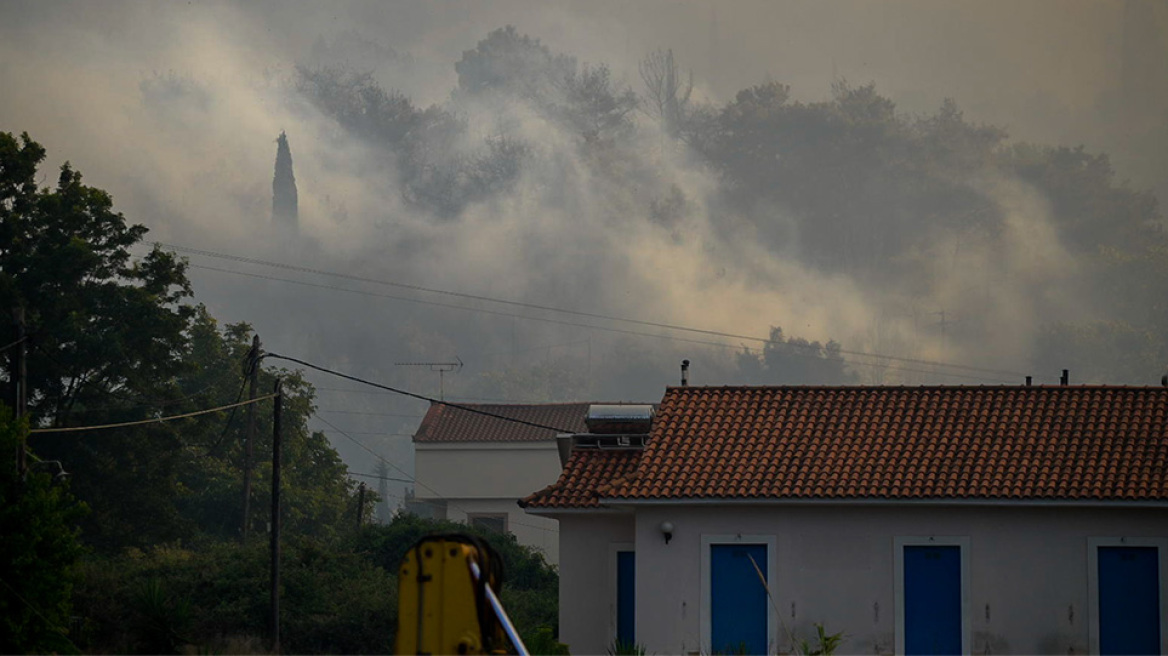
[681,359,690,387]
[1025,376,1032,387]
[1060,369,1069,386]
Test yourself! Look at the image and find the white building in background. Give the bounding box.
[411,402,591,566]
[524,384,1168,656]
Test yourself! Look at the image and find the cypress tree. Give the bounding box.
[272,131,298,227]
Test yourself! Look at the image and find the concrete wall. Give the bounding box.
[414,441,561,499]
[444,497,560,565]
[553,513,635,655]
[561,503,1168,655]
[414,441,564,562]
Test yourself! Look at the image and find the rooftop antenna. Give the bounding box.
[395,357,463,401]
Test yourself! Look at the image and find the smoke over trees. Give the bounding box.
[281,23,1166,389]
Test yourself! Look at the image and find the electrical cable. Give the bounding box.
[187,263,1012,383]
[29,393,278,434]
[162,243,1027,379]
[320,430,414,437]
[349,471,415,484]
[318,409,423,418]
[265,352,578,433]
[0,335,28,353]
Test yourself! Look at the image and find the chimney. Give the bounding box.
[1025,376,1032,387]
[1060,369,1069,386]
[681,359,690,386]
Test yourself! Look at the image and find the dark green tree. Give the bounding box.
[454,25,576,102]
[736,327,855,385]
[0,132,194,423]
[0,408,87,654]
[272,131,299,228]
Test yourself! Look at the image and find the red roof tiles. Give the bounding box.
[521,449,643,508]
[522,386,1168,508]
[413,402,589,443]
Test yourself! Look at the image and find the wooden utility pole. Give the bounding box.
[269,377,282,654]
[242,335,260,543]
[356,481,366,528]
[13,307,26,478]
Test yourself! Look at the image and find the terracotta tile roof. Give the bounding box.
[524,386,1168,508]
[521,449,643,508]
[413,402,589,443]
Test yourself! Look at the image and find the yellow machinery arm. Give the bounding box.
[395,534,529,655]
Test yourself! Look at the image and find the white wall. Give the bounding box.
[415,441,562,499]
[559,503,1168,655]
[552,513,635,656]
[444,497,560,565]
[414,441,564,563]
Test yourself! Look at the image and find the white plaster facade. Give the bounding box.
[533,501,1168,655]
[415,439,562,564]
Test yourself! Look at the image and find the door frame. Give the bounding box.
[894,536,971,655]
[608,542,636,645]
[1086,536,1168,655]
[700,534,778,655]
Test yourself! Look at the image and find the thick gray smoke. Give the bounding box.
[2,0,1165,486]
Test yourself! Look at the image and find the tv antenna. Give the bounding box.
[395,356,463,401]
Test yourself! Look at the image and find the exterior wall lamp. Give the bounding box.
[660,520,674,544]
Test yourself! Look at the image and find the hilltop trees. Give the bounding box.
[0,131,364,549]
[272,131,299,228]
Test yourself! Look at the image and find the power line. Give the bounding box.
[29,393,279,434]
[349,471,414,484]
[318,409,423,418]
[186,262,1011,383]
[162,243,1026,379]
[320,430,413,437]
[0,335,28,353]
[264,352,578,433]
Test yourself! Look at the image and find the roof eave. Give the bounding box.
[598,496,1168,509]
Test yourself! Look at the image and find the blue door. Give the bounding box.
[904,545,962,655]
[1098,546,1160,655]
[617,550,635,644]
[711,544,768,655]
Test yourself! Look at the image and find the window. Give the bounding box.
[467,513,508,534]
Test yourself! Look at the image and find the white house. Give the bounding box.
[412,402,590,565]
[521,385,1168,655]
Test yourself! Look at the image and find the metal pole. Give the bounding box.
[270,378,282,653]
[242,335,260,543]
[469,560,529,656]
[356,481,366,528]
[13,307,26,478]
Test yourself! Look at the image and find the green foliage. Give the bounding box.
[737,326,855,385]
[607,637,646,655]
[796,623,843,656]
[349,513,559,636]
[0,133,361,551]
[525,626,570,655]
[73,538,397,654]
[0,408,87,654]
[454,25,576,101]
